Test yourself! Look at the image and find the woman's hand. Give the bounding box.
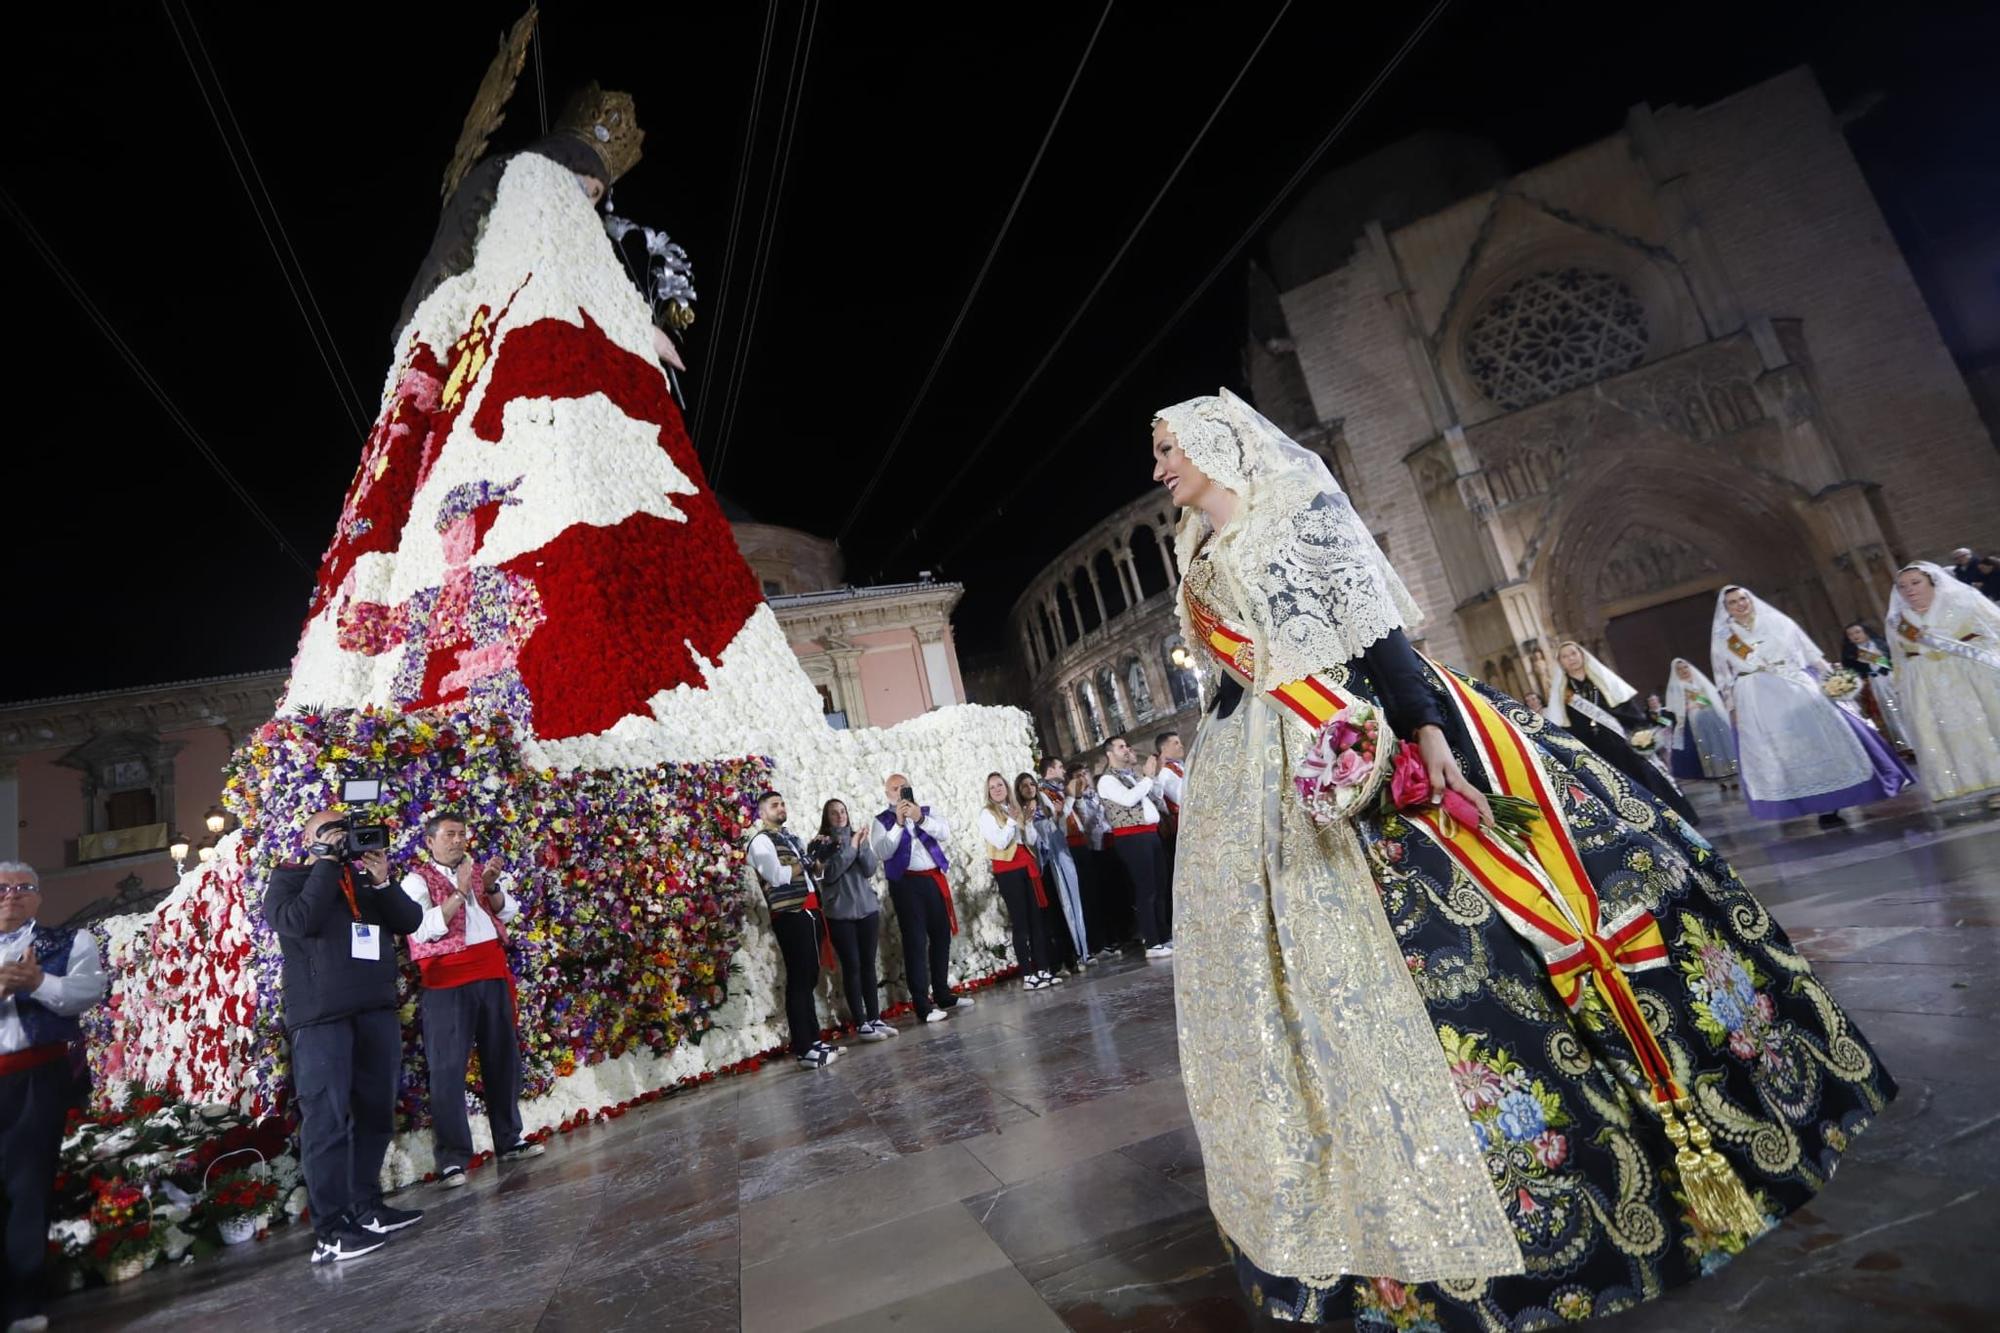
[652,325,686,371]
[1416,725,1493,829]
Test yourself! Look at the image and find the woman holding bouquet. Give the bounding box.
[1544,642,1702,826]
[1664,657,1739,785]
[1152,389,1893,1331]
[1887,563,2000,809]
[1711,586,1911,827]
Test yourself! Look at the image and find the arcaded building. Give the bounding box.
[1007,492,1203,762]
[1234,65,2000,700]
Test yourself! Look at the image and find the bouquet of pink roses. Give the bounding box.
[1294,702,1541,852]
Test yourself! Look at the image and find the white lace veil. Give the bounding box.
[1888,560,2000,638]
[1542,640,1637,728]
[1663,657,1722,721]
[1156,388,1422,690]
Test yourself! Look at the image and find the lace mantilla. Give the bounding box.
[1160,391,1419,692]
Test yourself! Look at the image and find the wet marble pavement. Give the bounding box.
[57,784,2000,1331]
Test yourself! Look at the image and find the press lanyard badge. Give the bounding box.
[350,922,380,961]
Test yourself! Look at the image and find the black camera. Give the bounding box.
[311,778,391,862]
[806,833,839,864]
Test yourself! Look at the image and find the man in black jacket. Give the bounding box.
[264,808,425,1263]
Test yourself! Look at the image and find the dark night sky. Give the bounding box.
[5,1,1995,701]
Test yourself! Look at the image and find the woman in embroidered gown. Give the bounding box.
[1886,562,2000,809]
[1841,622,1913,753]
[1711,586,1912,828]
[1152,390,1893,1331]
[1544,643,1702,827]
[1664,658,1739,785]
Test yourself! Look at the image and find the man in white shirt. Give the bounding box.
[745,791,843,1068]
[871,773,973,1022]
[1153,731,1187,945]
[0,861,107,1332]
[399,812,543,1187]
[1097,737,1173,958]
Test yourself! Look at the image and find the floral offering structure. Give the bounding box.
[77,149,1034,1190]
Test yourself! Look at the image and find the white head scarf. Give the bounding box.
[1663,657,1724,721]
[1889,560,2000,631]
[1543,640,1637,728]
[1155,389,1422,690]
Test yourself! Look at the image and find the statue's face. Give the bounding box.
[575,172,606,207]
[1896,568,1936,614]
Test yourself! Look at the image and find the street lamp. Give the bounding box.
[197,837,218,866]
[1170,646,1192,670]
[168,832,191,876]
[204,805,228,835]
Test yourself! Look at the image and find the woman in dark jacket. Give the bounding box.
[817,799,894,1041]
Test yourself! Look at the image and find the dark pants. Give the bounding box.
[887,874,960,1012]
[1071,844,1113,952]
[291,1008,400,1231]
[771,909,822,1057]
[0,1061,70,1322]
[1158,832,1177,942]
[1109,832,1167,947]
[421,978,523,1171]
[826,913,882,1025]
[995,868,1053,975]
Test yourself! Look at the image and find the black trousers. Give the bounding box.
[887,874,961,1012]
[771,909,822,1057]
[826,913,882,1025]
[1158,831,1177,941]
[994,868,1053,976]
[1109,832,1167,947]
[1071,844,1113,952]
[0,1061,70,1322]
[291,1008,400,1231]
[421,978,524,1171]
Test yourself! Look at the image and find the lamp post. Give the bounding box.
[204,805,228,836]
[168,832,191,877]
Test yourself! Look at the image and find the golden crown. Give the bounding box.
[557,83,644,184]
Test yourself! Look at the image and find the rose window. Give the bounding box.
[1462,267,1649,410]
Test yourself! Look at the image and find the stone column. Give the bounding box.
[1084,564,1110,627]
[824,636,869,730]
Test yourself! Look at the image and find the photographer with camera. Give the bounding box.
[744,791,844,1070]
[262,807,424,1264]
[400,811,544,1190]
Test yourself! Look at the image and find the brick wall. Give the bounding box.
[1281,257,1470,666]
[1660,67,2000,558]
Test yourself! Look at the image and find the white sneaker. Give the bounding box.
[1144,944,1173,959]
[923,1007,951,1023]
[1044,970,1065,985]
[437,1165,468,1190]
[873,1019,900,1038]
[797,1048,835,1069]
[857,1022,892,1042]
[811,1040,845,1062]
[1024,974,1049,991]
[946,995,974,1010]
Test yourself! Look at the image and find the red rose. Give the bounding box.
[1388,741,1429,808]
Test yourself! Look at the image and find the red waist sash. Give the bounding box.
[418,937,513,991]
[905,867,959,935]
[1107,823,1158,838]
[0,1043,68,1077]
[990,845,1049,908]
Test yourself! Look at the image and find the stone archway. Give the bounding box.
[1535,446,1837,685]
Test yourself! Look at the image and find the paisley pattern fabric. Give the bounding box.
[1192,646,1895,1330]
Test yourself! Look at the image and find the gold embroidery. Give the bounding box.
[1175,551,1523,1282]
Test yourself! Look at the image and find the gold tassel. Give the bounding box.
[1662,1098,1765,1237]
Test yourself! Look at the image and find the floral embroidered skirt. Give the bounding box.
[1206,674,1895,1330]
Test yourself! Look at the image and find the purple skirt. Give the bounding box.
[1743,707,1915,819]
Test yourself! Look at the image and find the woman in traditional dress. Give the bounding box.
[977,774,1059,990]
[1841,622,1913,752]
[1664,658,1739,785]
[1018,772,1086,974]
[1153,390,1893,1331]
[1886,562,2000,809]
[1711,586,1912,827]
[1544,643,1702,826]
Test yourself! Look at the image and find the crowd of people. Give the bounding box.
[739,736,1188,1072]
[1535,552,2000,828]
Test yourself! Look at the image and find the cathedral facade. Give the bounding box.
[1243,65,2000,700]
